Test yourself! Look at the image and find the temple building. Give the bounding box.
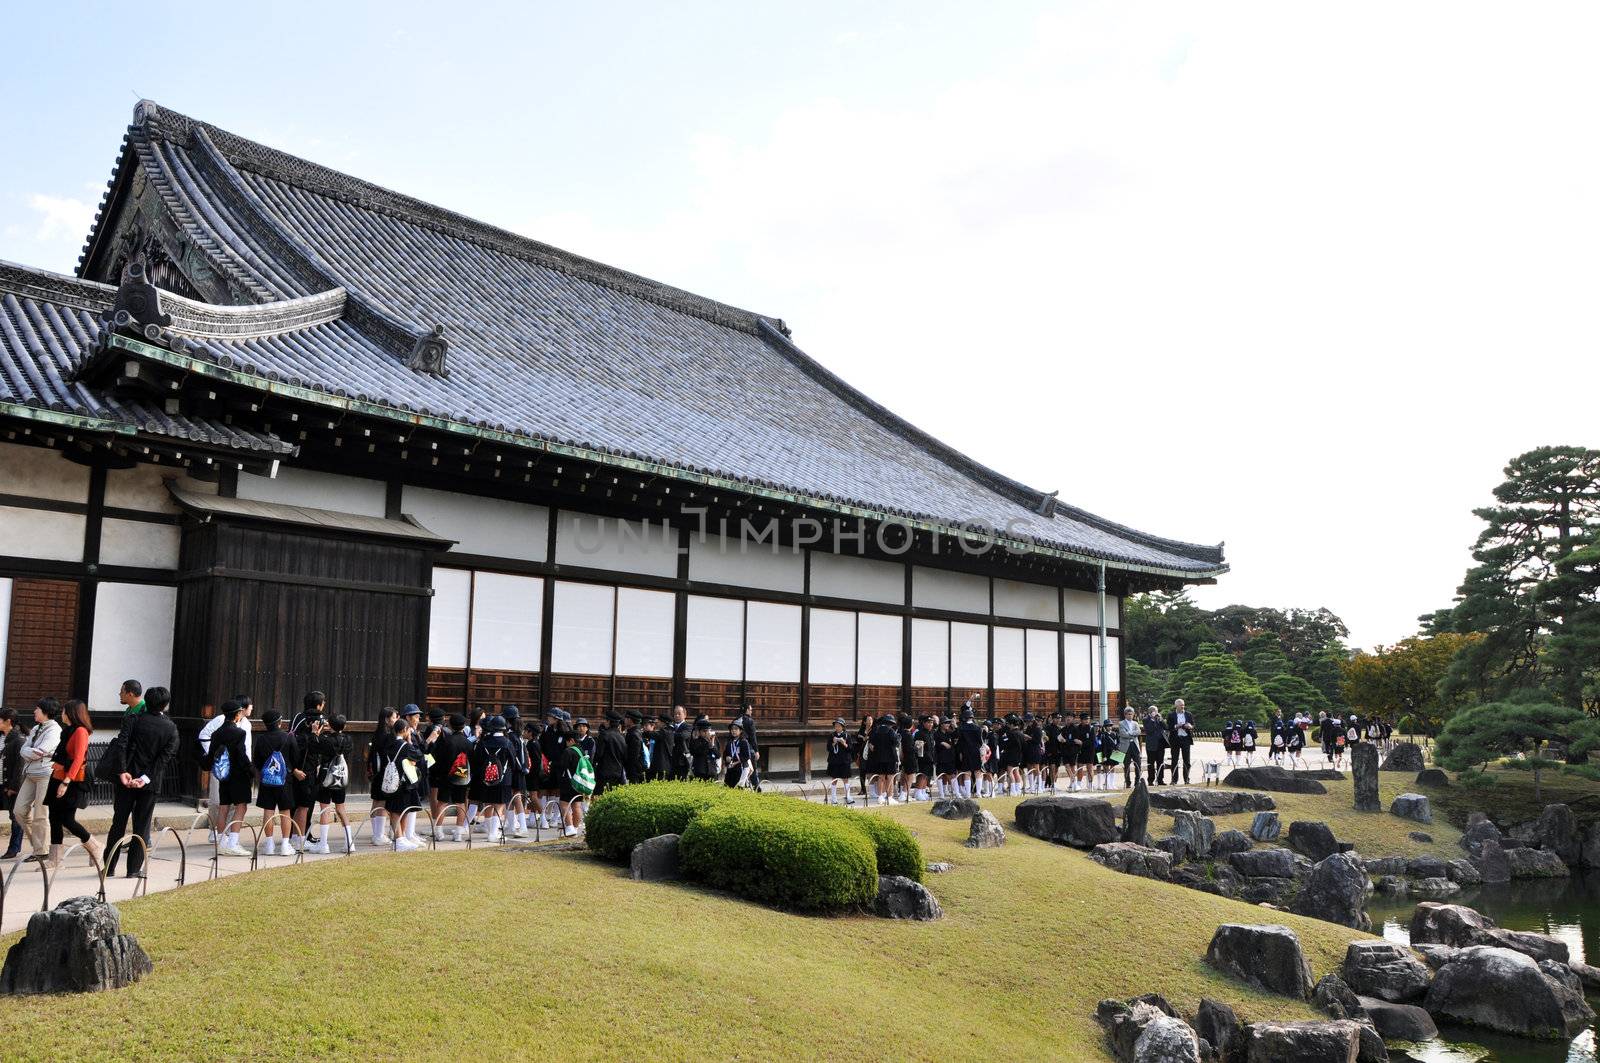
[0,101,1226,780]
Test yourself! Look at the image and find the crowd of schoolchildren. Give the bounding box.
[1217,709,1395,772]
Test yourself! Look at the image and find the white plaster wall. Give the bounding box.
[0,507,84,562]
[104,466,197,513]
[994,578,1059,622]
[1089,636,1123,694]
[685,595,743,680]
[745,601,801,682]
[910,618,949,687]
[950,621,988,688]
[0,441,89,502]
[809,552,904,605]
[428,568,472,669]
[88,583,175,713]
[615,587,674,677]
[238,467,387,517]
[554,511,677,578]
[808,608,856,684]
[1065,588,1114,627]
[993,627,1025,689]
[470,572,543,671]
[402,486,548,561]
[0,577,10,704]
[912,566,989,614]
[551,581,615,674]
[99,518,181,569]
[1026,628,1059,690]
[689,532,804,594]
[856,612,902,686]
[1064,633,1093,691]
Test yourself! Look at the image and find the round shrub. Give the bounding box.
[585,781,750,862]
[808,806,923,882]
[680,803,879,912]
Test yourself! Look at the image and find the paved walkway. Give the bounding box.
[5,737,1347,934]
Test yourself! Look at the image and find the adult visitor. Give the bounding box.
[1142,704,1167,785]
[0,707,22,857]
[103,686,178,877]
[1166,698,1195,785]
[43,699,94,868]
[1116,707,1142,788]
[15,698,61,862]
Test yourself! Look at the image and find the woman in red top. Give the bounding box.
[44,699,95,868]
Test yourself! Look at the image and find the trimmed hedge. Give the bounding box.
[585,781,750,862]
[809,806,924,882]
[680,803,879,911]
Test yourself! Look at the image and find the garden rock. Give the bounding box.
[1445,859,1482,886]
[1406,855,1447,878]
[1570,961,1600,992]
[1230,848,1297,878]
[1580,822,1600,869]
[1015,796,1119,848]
[1096,998,1194,1063]
[1458,819,1504,860]
[1243,1020,1363,1063]
[1424,946,1593,1039]
[1341,941,1430,1003]
[1222,766,1327,795]
[1374,875,1406,894]
[1204,924,1315,999]
[1413,944,1458,970]
[1473,839,1511,884]
[1507,847,1571,879]
[1169,810,1216,858]
[1134,1015,1202,1063]
[874,875,942,921]
[1536,803,1579,865]
[1408,902,1495,948]
[1408,831,1434,844]
[926,861,953,873]
[1311,973,1367,1020]
[1389,794,1432,824]
[1149,788,1276,815]
[1407,877,1460,899]
[1122,778,1150,844]
[1356,997,1438,1042]
[1091,842,1172,881]
[1194,998,1243,1063]
[0,895,152,995]
[930,797,980,820]
[1487,929,1568,964]
[1154,835,1192,865]
[629,834,682,881]
[1415,768,1450,787]
[965,810,1006,849]
[1351,744,1381,812]
[1249,811,1280,841]
[1212,829,1253,858]
[1290,853,1372,931]
[1287,821,1340,862]
[1237,877,1296,905]
[1380,742,1426,772]
[1364,855,1408,876]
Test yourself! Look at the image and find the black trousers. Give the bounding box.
[104,785,159,876]
[46,782,90,844]
[1146,747,1167,783]
[1169,742,1192,783]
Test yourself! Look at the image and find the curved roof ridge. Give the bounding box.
[161,286,348,339]
[0,261,115,311]
[132,100,784,337]
[1050,503,1224,565]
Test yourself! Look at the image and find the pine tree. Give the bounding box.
[1162,644,1275,728]
[1241,631,1291,681]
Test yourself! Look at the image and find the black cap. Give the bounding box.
[427,707,444,722]
[262,708,282,728]
[605,710,622,724]
[695,715,712,729]
[575,717,589,727]
[625,710,643,722]
[503,704,520,719]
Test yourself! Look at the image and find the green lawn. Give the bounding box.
[1,795,1399,1063]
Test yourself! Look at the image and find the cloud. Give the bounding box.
[27,193,95,243]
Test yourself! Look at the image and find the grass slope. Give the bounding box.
[1428,765,1600,831]
[2,795,1416,1063]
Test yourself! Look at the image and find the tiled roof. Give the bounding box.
[69,101,1225,578]
[0,263,293,455]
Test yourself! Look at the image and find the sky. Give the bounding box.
[2,1,1595,651]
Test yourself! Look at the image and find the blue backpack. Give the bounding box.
[261,749,288,787]
[214,747,232,782]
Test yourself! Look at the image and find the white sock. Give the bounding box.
[467,804,479,824]
[487,815,501,838]
[264,837,278,855]
[226,831,238,848]
[403,812,417,840]
[318,823,329,843]
[371,818,386,843]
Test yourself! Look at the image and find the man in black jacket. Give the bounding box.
[623,710,647,783]
[593,712,628,794]
[734,705,762,792]
[1166,698,1196,785]
[667,705,691,780]
[104,686,179,877]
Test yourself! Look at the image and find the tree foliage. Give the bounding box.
[1435,696,1587,799]
[1162,645,1274,728]
[1340,632,1483,737]
[1241,631,1291,680]
[1123,658,1168,711]
[1259,673,1328,717]
[1123,591,1212,670]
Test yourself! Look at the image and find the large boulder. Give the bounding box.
[1362,855,1408,876]
[1194,999,1244,1063]
[1249,811,1281,842]
[1092,842,1172,881]
[1096,997,1200,1063]
[1229,848,1297,879]
[1311,973,1367,1021]
[1242,1021,1362,1063]
[1290,853,1372,931]
[0,895,153,994]
[1341,941,1430,1003]
[965,810,1006,849]
[1445,858,1482,886]
[1213,829,1253,858]
[1134,1016,1203,1063]
[1015,796,1119,848]
[1508,846,1571,879]
[1169,810,1216,858]
[1204,924,1315,999]
[874,875,942,921]
[1424,946,1594,1039]
[1287,821,1340,863]
[930,797,980,820]
[629,834,682,881]
[1153,835,1192,866]
[1223,766,1327,795]
[1351,744,1381,812]
[1405,855,1448,878]
[1415,768,1450,788]
[1356,997,1438,1042]
[1388,794,1432,824]
[1458,819,1504,860]
[1408,902,1495,948]
[1536,803,1579,865]
[1407,878,1461,899]
[1122,778,1150,844]
[1581,821,1600,870]
[1150,788,1276,815]
[1474,839,1511,884]
[1380,743,1426,772]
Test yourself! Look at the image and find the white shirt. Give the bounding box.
[21,720,60,777]
[198,713,226,753]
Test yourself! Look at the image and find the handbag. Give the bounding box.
[94,732,126,783]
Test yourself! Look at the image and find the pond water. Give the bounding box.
[1369,876,1600,1063]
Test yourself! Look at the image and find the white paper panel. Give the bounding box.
[994,578,1059,622]
[0,507,83,562]
[686,595,744,680]
[0,577,11,704]
[690,532,804,593]
[0,441,90,502]
[1064,632,1093,691]
[808,608,856,684]
[237,467,386,517]
[912,566,989,614]
[88,583,175,714]
[856,612,903,686]
[1026,628,1059,690]
[993,626,1025,688]
[910,618,949,687]
[1107,596,1122,628]
[745,601,801,682]
[1089,636,1123,693]
[403,486,548,561]
[950,621,988,688]
[470,572,543,671]
[809,552,904,605]
[551,581,615,674]
[555,511,677,577]
[99,518,180,569]
[1064,588,1105,627]
[615,588,675,677]
[428,568,472,668]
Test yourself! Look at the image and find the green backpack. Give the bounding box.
[570,750,596,796]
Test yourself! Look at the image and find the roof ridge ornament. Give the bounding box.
[110,256,173,341]
[407,323,449,378]
[1036,490,1059,518]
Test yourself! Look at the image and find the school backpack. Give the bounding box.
[380,750,401,794]
[321,754,348,790]
[213,747,232,782]
[483,745,507,786]
[571,750,596,795]
[261,749,288,788]
[1346,726,1359,742]
[449,750,471,785]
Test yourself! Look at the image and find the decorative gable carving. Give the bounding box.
[407,323,449,378]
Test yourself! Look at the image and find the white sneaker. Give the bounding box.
[280,839,299,855]
[394,838,419,852]
[307,840,330,855]
[512,827,528,839]
[221,844,250,858]
[563,826,578,838]
[207,829,218,844]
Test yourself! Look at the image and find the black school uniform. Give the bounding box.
[434,731,473,805]
[690,733,719,781]
[934,728,959,776]
[208,720,254,806]
[254,729,298,811]
[1022,723,1044,768]
[470,734,515,806]
[826,731,854,778]
[722,735,753,787]
[316,731,353,804]
[382,737,426,814]
[957,721,984,774]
